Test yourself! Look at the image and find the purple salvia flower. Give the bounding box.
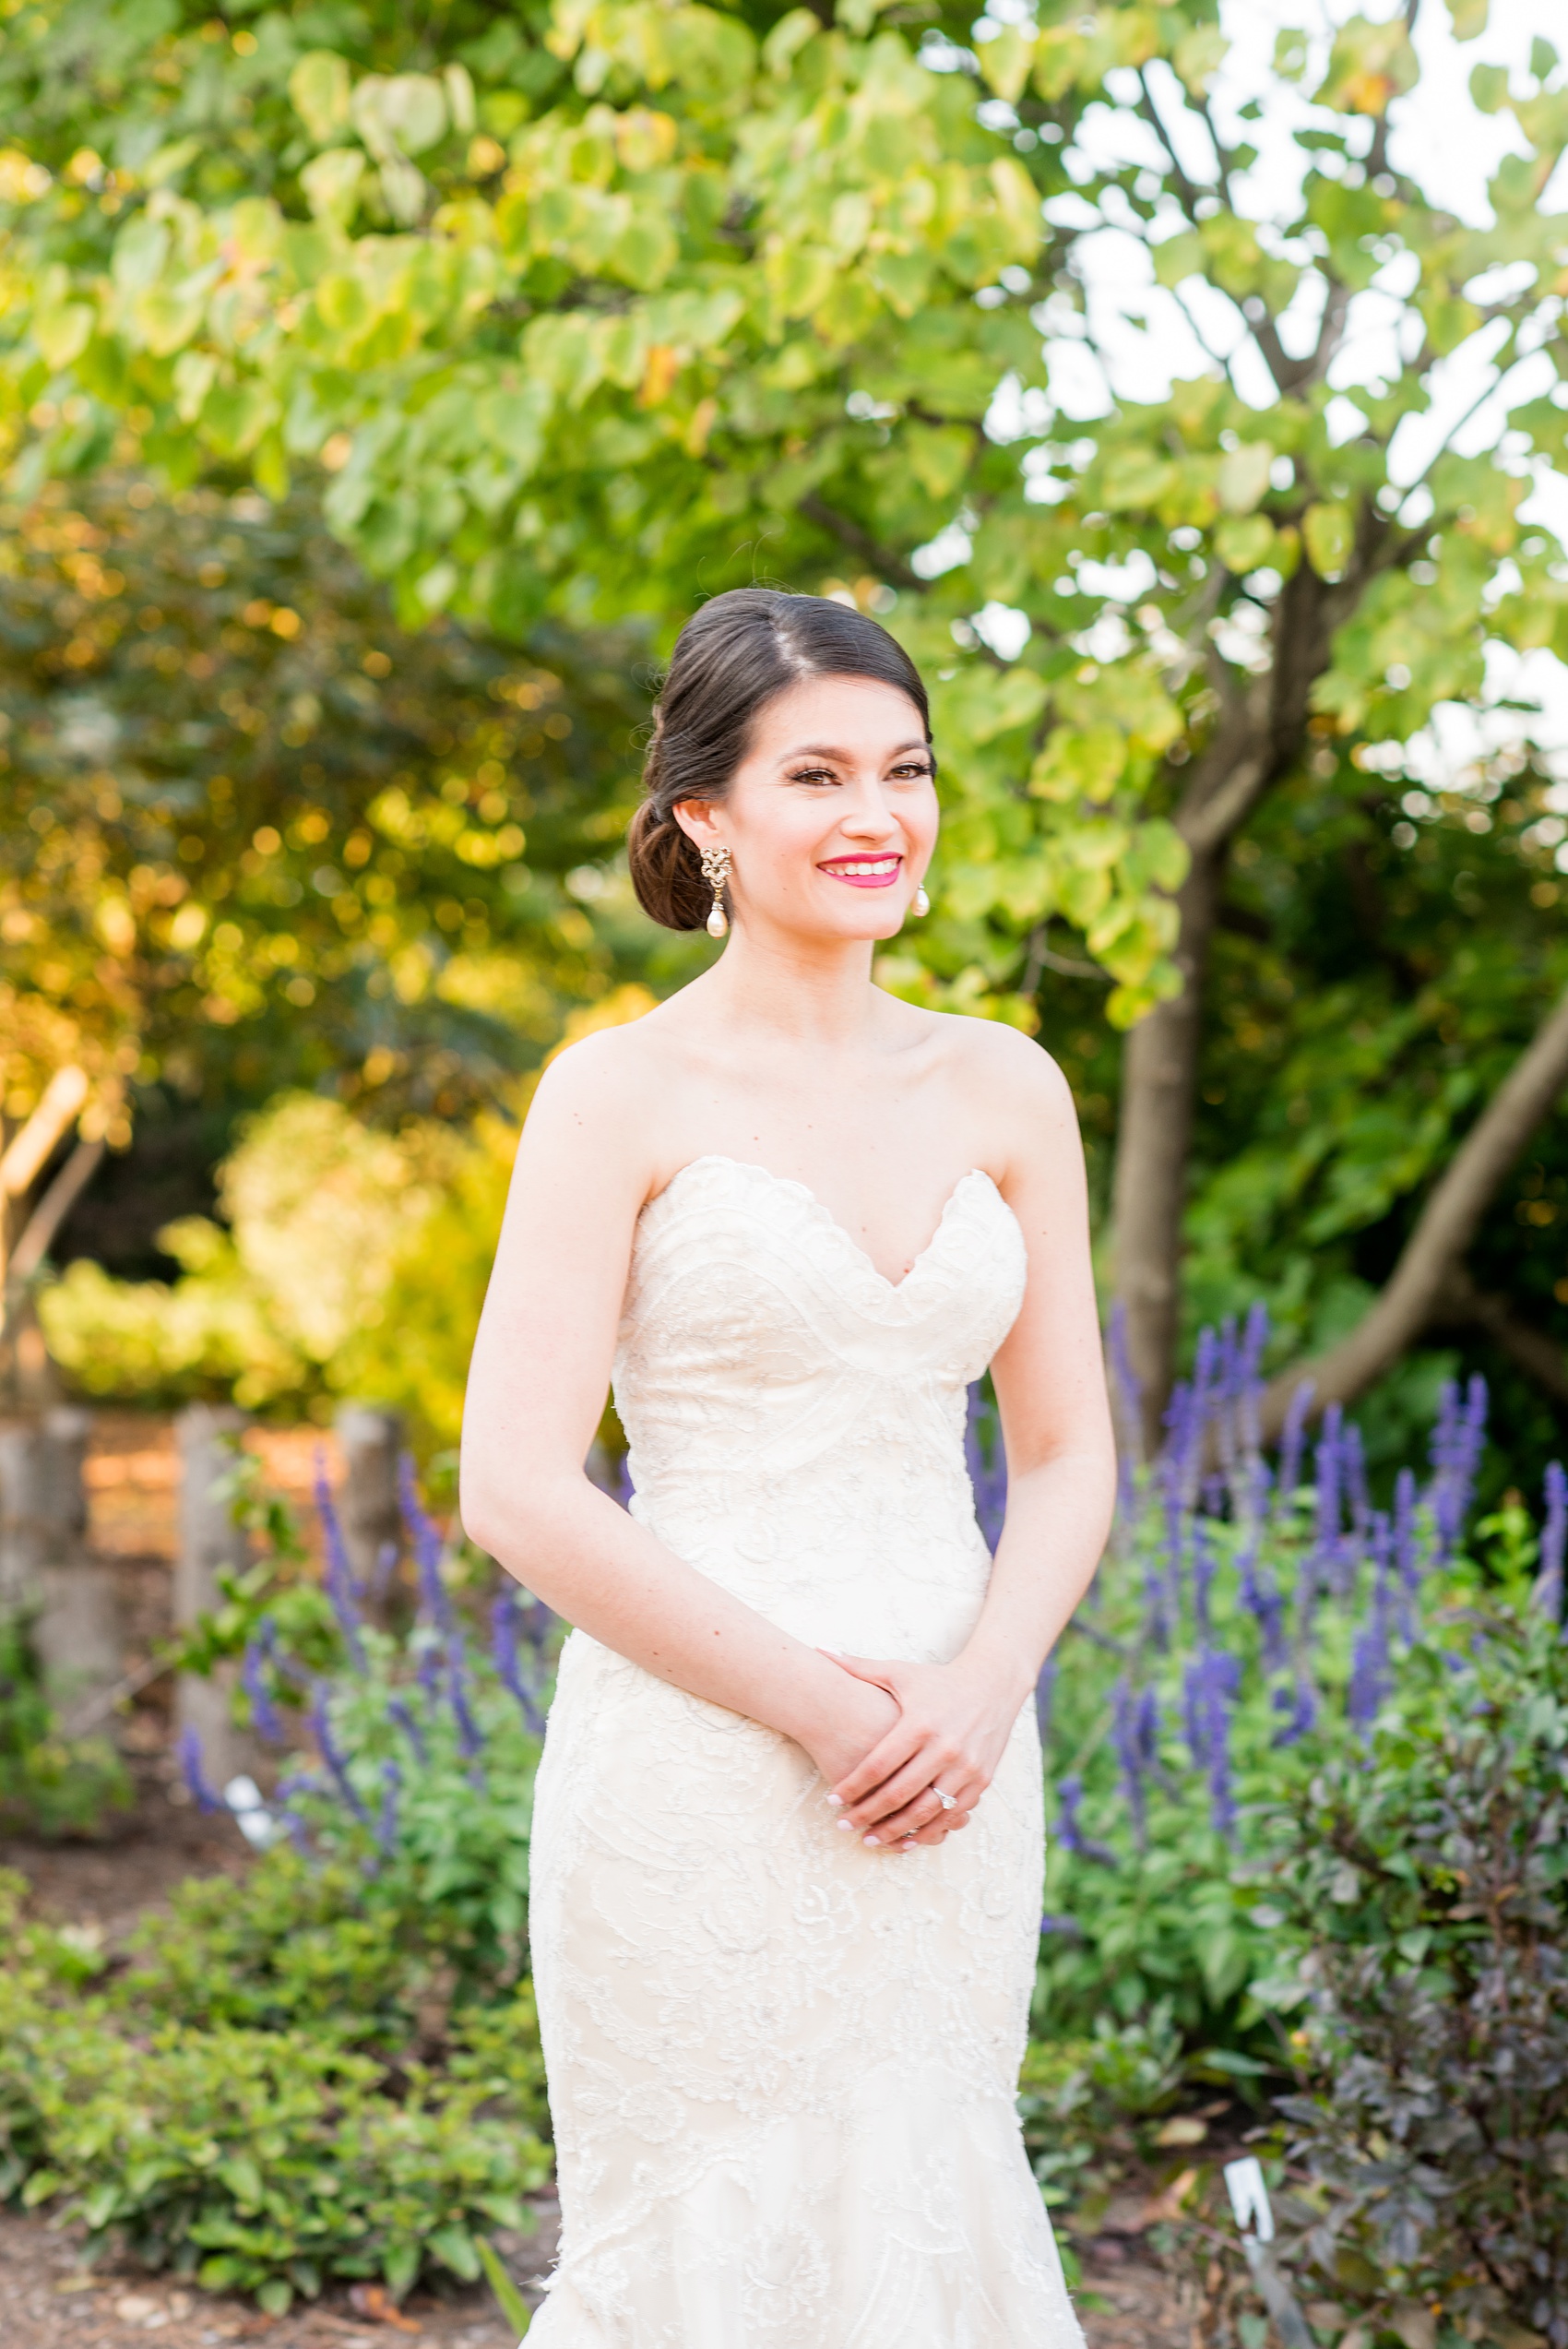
[965,1387,1008,1552]
[415,1634,445,1702]
[1238,1536,1289,1675]
[177,1725,225,1813]
[309,1687,371,1826]
[1272,1675,1318,1748]
[370,1539,400,1607]
[241,1620,286,1744]
[1182,1645,1240,1837]
[1427,1377,1486,1562]
[1348,1513,1394,1730]
[1234,1303,1269,1519]
[1274,1379,1315,1520]
[1034,1653,1057,1747]
[399,1452,455,1634]
[493,1592,548,1737]
[1054,1774,1116,1865]
[375,1759,401,1857]
[446,1628,486,1762]
[387,1696,428,1763]
[1192,1516,1216,1640]
[1108,1681,1159,1842]
[1393,1467,1420,1644]
[315,1451,367,1673]
[1342,1422,1370,1546]
[1536,1461,1567,1625]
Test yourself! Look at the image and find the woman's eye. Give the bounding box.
[790,768,838,786]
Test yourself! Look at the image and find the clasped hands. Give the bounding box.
[810,1650,1016,1852]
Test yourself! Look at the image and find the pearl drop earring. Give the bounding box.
[701,844,732,939]
[912,884,930,917]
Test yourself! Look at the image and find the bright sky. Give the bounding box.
[1011,0,1568,780]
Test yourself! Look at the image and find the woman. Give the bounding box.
[460,589,1115,2347]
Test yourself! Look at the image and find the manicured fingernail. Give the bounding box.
[826,1794,843,1807]
[836,1818,855,1831]
[863,1834,880,1847]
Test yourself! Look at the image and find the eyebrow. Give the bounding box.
[778,740,932,762]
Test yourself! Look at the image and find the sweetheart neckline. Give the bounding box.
[646,1154,1007,1296]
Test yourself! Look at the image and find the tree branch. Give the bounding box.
[1431,1266,1568,1413]
[0,1067,89,1200]
[1256,983,1568,1436]
[798,495,925,594]
[8,1137,104,1287]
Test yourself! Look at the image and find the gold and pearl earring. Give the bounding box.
[912,883,931,917]
[701,844,732,939]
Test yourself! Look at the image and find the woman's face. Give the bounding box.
[674,675,938,946]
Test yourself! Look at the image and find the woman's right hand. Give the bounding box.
[798,1668,969,1849]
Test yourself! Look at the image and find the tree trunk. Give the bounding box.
[1255,980,1568,1437]
[1110,846,1221,1453]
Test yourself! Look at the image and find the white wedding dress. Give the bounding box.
[526,1155,1083,2347]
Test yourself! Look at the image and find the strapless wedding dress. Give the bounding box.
[526,1155,1082,2347]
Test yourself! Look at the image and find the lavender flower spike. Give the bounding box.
[399,1451,455,1634]
[177,1725,226,1813]
[309,1686,372,1826]
[314,1450,367,1673]
[1535,1461,1567,1625]
[1274,1379,1315,1520]
[241,1619,286,1745]
[1054,1775,1116,1866]
[493,1592,548,1737]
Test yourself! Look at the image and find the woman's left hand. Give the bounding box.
[821,1650,1025,1846]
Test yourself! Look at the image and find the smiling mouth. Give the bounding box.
[819,855,903,890]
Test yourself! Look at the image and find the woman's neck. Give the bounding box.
[697,922,885,1052]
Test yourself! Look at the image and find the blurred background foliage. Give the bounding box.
[0,0,1565,1507]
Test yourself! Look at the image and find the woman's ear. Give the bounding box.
[671,798,725,849]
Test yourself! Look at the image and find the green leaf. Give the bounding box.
[289,53,352,147]
[428,2223,481,2282]
[300,150,366,229]
[130,285,204,358]
[1303,500,1355,579]
[32,304,93,371]
[218,2155,265,2209]
[1217,442,1273,516]
[256,2278,293,2317]
[1030,724,1125,805]
[477,2236,533,2334]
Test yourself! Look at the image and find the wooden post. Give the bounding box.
[0,1410,123,1737]
[334,1403,404,1607]
[174,1402,256,1791]
[32,1409,123,1737]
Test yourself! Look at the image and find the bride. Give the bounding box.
[460,588,1116,2347]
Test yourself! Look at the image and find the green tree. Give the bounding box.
[0,471,647,1390]
[4,0,1566,1435]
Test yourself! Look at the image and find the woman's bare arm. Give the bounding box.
[827,1032,1116,1839]
[459,1033,898,1788]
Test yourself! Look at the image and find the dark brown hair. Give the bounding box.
[627,589,932,931]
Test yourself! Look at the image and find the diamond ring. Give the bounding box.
[932,1787,957,1810]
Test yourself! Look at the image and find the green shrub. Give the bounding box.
[0,1612,131,1841]
[1260,1604,1568,2349]
[3,1983,550,2316]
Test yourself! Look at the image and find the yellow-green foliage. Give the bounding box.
[42,1092,456,1414]
[42,987,654,1439]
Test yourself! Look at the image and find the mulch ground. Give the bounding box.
[1,1412,1194,2347]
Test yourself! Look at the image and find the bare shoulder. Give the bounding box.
[936,1012,1075,1122]
[519,1013,670,1180]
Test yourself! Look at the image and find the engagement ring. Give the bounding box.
[932,1787,957,1810]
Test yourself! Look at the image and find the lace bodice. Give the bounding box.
[613,1155,1028,1660]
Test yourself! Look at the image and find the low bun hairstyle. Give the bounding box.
[627,589,932,932]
